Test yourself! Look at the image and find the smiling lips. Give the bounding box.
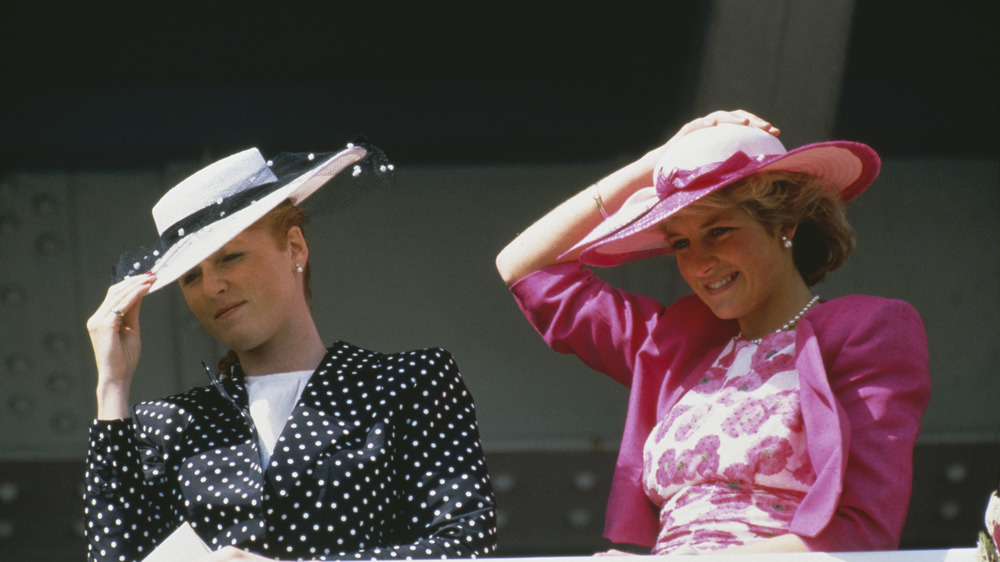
[214,301,245,320]
[706,272,738,291]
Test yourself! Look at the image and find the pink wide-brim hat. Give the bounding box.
[566,124,880,267]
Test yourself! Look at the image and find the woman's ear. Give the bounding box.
[781,223,799,241]
[286,226,309,266]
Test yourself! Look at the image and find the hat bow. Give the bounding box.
[655,150,767,199]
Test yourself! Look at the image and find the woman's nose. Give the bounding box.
[201,267,228,294]
[689,244,717,274]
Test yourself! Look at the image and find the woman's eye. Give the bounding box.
[221,253,244,263]
[709,227,732,237]
[670,239,689,251]
[181,271,201,285]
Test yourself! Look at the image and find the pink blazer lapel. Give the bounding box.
[791,319,850,536]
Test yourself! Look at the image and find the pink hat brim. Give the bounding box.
[567,140,879,267]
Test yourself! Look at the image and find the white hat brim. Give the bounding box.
[146,146,366,292]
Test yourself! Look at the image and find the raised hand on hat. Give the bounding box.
[610,108,780,214]
[679,108,779,137]
[638,109,779,172]
[496,109,778,285]
[86,273,156,420]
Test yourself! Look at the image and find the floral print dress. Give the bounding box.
[642,330,817,554]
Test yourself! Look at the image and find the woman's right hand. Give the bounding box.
[86,273,156,419]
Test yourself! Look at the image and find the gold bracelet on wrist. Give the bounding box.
[592,182,609,218]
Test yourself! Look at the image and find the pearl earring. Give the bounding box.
[295,263,304,273]
[781,236,792,249]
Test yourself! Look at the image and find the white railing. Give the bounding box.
[484,550,976,562]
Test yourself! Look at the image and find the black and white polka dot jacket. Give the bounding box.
[85,342,498,561]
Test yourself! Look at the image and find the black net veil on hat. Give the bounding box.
[111,137,393,285]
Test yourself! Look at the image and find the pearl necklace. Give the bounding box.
[737,294,820,345]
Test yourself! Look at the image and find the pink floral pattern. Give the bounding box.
[642,330,816,554]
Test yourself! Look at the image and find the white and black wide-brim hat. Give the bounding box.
[113,141,387,292]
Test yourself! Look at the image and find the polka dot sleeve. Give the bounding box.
[84,417,180,561]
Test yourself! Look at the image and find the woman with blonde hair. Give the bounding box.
[496,110,930,555]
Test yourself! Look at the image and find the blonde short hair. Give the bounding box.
[702,171,856,286]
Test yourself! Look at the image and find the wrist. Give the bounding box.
[590,166,650,216]
[591,182,609,218]
[96,380,132,420]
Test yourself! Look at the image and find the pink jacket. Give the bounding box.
[510,262,930,551]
